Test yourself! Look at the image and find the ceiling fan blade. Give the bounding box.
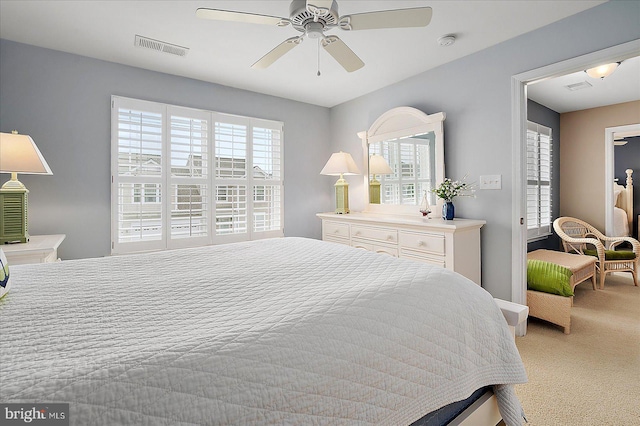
[252,37,303,69]
[321,36,364,72]
[196,8,289,26]
[339,7,432,31]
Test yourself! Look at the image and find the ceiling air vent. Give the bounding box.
[134,35,189,57]
[564,81,592,91]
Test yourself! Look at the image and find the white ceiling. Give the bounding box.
[528,55,640,113]
[0,0,607,108]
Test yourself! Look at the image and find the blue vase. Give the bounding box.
[443,201,455,220]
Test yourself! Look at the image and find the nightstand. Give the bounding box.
[1,234,66,265]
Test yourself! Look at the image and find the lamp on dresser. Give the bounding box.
[0,131,53,244]
[368,154,393,204]
[321,151,360,214]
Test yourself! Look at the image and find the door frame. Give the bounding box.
[511,39,640,336]
[605,123,640,236]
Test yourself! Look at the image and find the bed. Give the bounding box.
[613,168,634,237]
[0,237,527,425]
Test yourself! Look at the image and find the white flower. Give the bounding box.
[432,175,475,202]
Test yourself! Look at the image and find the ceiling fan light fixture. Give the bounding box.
[585,62,620,79]
[305,22,325,39]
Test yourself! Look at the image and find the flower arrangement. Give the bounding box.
[432,176,475,202]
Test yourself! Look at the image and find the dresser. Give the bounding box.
[1,234,66,265]
[317,212,485,285]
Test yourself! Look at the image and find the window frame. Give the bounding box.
[111,96,284,255]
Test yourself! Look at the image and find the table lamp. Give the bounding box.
[320,151,360,214]
[368,154,393,204]
[0,131,53,244]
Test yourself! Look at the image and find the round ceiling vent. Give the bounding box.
[437,34,456,47]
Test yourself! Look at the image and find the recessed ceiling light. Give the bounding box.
[437,35,456,47]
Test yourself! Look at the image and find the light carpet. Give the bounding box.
[515,272,640,425]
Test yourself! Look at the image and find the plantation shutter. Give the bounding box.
[112,97,166,254]
[526,121,552,241]
[252,121,283,236]
[111,96,284,254]
[168,106,211,249]
[213,116,249,241]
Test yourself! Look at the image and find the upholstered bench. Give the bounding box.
[526,249,597,334]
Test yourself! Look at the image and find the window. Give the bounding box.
[527,121,552,241]
[111,96,284,254]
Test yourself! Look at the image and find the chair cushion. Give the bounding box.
[583,249,636,261]
[527,259,574,297]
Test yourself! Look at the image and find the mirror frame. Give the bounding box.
[358,107,446,215]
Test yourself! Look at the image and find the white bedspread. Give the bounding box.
[613,206,630,237]
[0,237,526,425]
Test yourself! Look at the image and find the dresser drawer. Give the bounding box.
[351,240,374,251]
[325,236,350,246]
[352,239,398,257]
[351,225,397,244]
[323,221,350,240]
[401,250,446,267]
[372,245,398,257]
[399,231,445,254]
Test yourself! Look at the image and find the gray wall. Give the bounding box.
[0,39,332,260]
[329,1,640,299]
[527,99,561,252]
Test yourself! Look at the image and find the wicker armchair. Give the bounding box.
[553,217,639,288]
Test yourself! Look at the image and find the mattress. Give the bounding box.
[0,237,527,425]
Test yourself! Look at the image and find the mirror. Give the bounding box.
[359,107,445,214]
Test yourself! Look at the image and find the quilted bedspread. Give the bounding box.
[0,237,526,425]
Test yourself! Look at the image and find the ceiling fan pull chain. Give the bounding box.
[317,38,321,77]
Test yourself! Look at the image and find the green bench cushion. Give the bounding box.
[583,249,636,261]
[527,259,574,297]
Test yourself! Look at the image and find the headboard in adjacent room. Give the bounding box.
[613,169,634,236]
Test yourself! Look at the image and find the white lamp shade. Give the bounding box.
[585,62,619,79]
[0,132,53,175]
[320,151,361,176]
[369,154,393,175]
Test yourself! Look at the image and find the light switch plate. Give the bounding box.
[479,174,502,190]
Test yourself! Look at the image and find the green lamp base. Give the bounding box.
[334,177,350,214]
[0,186,29,244]
[369,178,381,204]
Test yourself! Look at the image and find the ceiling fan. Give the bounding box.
[196,0,432,73]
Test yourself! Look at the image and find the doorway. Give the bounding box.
[605,123,640,237]
[510,39,640,335]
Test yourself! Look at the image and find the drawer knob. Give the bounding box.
[334,229,340,233]
[355,231,361,236]
[386,235,393,241]
[418,241,425,246]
